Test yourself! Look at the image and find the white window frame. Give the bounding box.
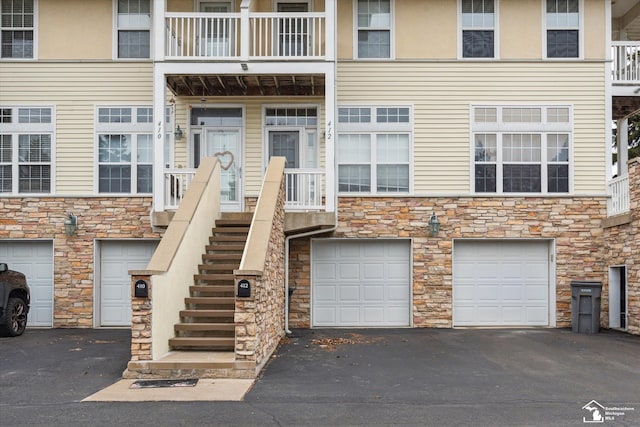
[353,0,394,60]
[470,104,574,195]
[458,0,499,60]
[113,0,152,60]
[543,0,583,60]
[94,105,154,194]
[0,0,38,60]
[337,105,413,195]
[0,105,55,194]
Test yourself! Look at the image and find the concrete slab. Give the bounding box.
[83,378,254,402]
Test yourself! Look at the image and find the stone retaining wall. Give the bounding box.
[289,196,607,328]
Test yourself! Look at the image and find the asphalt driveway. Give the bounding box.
[1,327,639,426]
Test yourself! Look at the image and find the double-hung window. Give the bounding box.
[0,106,53,194]
[545,0,579,58]
[461,0,495,58]
[356,0,392,59]
[96,106,153,194]
[1,0,35,59]
[338,106,411,194]
[116,0,151,59]
[472,106,571,194]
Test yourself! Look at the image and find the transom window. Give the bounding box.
[0,106,53,194]
[461,0,495,58]
[96,106,153,194]
[472,105,571,194]
[338,106,411,194]
[265,108,317,126]
[1,0,34,59]
[546,0,579,58]
[356,0,392,59]
[116,0,151,59]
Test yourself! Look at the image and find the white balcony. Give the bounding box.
[163,168,325,212]
[164,12,327,61]
[607,175,630,216]
[612,42,640,84]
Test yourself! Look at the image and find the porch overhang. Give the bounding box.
[167,74,325,97]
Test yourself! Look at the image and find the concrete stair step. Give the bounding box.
[189,285,234,295]
[169,337,235,349]
[211,226,250,234]
[198,263,239,272]
[205,243,245,253]
[174,322,235,332]
[194,273,234,282]
[202,253,242,262]
[180,309,235,318]
[185,297,235,305]
[209,235,247,243]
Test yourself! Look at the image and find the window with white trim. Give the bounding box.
[116,0,151,59]
[0,106,53,194]
[461,0,495,58]
[472,106,571,194]
[1,0,34,59]
[96,106,153,193]
[546,0,579,58]
[338,106,411,194]
[356,0,392,59]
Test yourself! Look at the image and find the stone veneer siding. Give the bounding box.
[0,197,159,327]
[289,196,607,328]
[235,177,286,368]
[604,158,640,335]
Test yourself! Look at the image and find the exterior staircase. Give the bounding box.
[168,212,252,351]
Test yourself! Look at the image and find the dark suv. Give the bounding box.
[0,263,30,337]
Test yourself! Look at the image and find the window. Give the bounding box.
[472,106,571,194]
[0,106,53,194]
[1,0,35,59]
[356,0,392,59]
[116,0,151,59]
[546,0,579,58]
[96,106,153,193]
[338,106,411,194]
[461,0,494,58]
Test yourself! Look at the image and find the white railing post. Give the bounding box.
[607,175,630,216]
[325,0,335,61]
[612,42,640,83]
[154,0,166,61]
[240,0,250,61]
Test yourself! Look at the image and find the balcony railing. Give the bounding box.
[165,12,326,60]
[612,42,640,83]
[163,168,325,211]
[607,174,630,216]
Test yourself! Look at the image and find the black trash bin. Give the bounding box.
[570,281,602,334]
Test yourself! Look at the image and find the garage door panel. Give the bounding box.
[315,263,336,280]
[312,240,410,327]
[315,285,336,301]
[454,241,549,327]
[0,241,53,327]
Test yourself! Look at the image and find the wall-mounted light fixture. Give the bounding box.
[429,212,441,237]
[174,125,184,140]
[64,212,78,236]
[241,63,248,71]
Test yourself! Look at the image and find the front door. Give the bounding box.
[205,129,242,211]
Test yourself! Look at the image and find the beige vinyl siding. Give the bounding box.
[172,97,326,197]
[0,62,153,194]
[337,61,606,195]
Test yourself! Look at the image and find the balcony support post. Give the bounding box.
[153,67,168,214]
[617,118,629,177]
[153,0,166,61]
[240,0,251,61]
[325,66,336,212]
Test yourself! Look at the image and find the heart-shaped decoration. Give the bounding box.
[213,151,235,171]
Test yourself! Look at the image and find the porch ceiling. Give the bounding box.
[613,0,640,40]
[166,74,326,97]
[613,95,640,120]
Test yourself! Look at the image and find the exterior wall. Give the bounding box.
[0,197,160,327]
[0,62,153,194]
[604,159,640,335]
[289,196,607,328]
[39,0,112,60]
[337,61,607,195]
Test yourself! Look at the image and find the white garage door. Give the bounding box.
[312,240,411,327]
[0,241,53,327]
[99,240,158,326]
[453,241,549,326]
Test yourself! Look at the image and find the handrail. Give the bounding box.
[607,174,630,216]
[611,42,640,83]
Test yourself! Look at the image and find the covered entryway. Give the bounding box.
[311,240,411,327]
[98,240,159,326]
[0,241,53,327]
[453,240,551,327]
